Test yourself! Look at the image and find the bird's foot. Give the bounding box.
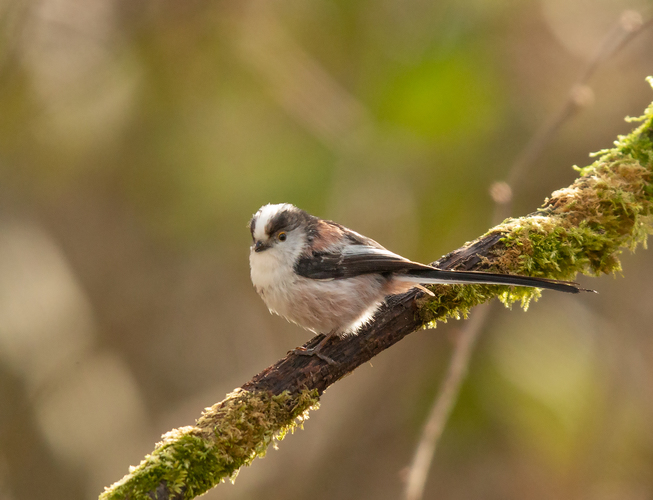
[292,346,337,365]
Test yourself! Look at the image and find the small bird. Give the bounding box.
[249,203,590,364]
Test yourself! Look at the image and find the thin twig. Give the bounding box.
[401,10,652,500]
[505,10,653,198]
[403,303,490,500]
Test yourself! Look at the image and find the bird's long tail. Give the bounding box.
[395,268,594,294]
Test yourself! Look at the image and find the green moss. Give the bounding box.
[99,389,319,500]
[419,78,653,327]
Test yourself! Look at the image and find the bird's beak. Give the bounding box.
[253,240,269,252]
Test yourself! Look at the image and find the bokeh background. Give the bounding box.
[1,1,653,499]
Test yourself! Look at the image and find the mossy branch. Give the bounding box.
[100,79,653,500]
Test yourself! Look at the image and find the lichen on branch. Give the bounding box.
[100,389,319,500]
[419,79,653,325]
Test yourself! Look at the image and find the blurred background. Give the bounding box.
[1,1,653,499]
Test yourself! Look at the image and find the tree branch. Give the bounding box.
[100,85,653,500]
[403,16,653,500]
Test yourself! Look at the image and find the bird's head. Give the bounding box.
[248,203,312,261]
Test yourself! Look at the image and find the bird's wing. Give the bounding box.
[294,244,432,280]
[295,221,590,294]
[294,241,589,294]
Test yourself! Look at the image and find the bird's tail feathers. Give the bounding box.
[395,268,594,294]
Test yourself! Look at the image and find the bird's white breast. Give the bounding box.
[250,240,387,334]
[249,230,306,321]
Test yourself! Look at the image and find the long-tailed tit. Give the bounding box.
[249,203,591,364]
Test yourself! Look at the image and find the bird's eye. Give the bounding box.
[278,232,287,242]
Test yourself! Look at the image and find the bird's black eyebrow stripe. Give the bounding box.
[265,208,313,236]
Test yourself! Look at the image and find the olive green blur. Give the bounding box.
[1,2,653,500]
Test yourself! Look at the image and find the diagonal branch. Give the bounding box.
[100,88,653,500]
[403,15,653,500]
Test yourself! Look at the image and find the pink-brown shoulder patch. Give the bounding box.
[311,220,344,252]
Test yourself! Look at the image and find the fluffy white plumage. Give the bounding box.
[251,203,296,243]
[249,206,385,334]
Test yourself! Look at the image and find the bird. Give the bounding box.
[248,203,591,364]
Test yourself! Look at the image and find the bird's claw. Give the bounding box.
[292,347,337,365]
